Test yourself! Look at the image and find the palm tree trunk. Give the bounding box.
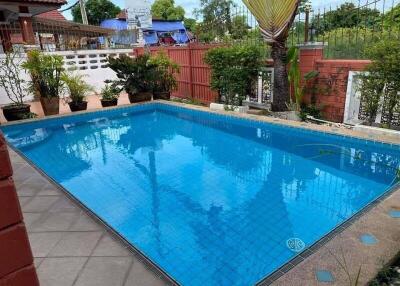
[271,42,290,111]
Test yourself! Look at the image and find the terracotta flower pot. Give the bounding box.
[40,97,59,116]
[128,92,152,103]
[1,104,31,121]
[153,91,170,100]
[101,98,118,107]
[68,101,88,112]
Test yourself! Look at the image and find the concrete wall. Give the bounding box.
[0,49,133,105]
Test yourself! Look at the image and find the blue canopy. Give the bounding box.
[100,19,188,45]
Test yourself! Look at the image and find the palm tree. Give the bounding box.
[242,0,300,111]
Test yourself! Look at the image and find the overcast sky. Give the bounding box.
[61,0,394,20]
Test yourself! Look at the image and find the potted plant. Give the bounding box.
[0,52,31,121]
[62,73,92,112]
[100,83,120,107]
[22,50,64,116]
[107,54,157,103]
[149,52,180,100]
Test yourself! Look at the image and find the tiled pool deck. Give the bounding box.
[4,100,400,285]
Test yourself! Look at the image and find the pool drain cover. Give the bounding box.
[286,238,305,252]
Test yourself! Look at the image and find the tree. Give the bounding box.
[314,2,380,34]
[184,18,197,31]
[72,0,121,25]
[194,0,234,39]
[242,0,300,111]
[230,15,250,39]
[151,0,185,20]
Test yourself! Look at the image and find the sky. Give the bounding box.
[60,0,391,21]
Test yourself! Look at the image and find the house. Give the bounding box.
[0,0,114,53]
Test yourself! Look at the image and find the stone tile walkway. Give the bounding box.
[9,148,171,286]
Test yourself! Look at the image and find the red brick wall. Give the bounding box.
[0,133,39,286]
[299,47,370,122]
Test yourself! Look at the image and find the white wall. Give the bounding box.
[0,49,133,105]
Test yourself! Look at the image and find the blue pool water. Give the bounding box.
[2,103,400,285]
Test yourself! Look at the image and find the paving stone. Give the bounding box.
[16,183,42,197]
[124,258,168,286]
[18,196,33,207]
[36,184,62,196]
[23,212,43,231]
[49,231,103,257]
[69,213,103,232]
[30,212,80,232]
[49,197,80,213]
[92,233,132,257]
[28,232,64,257]
[37,257,87,286]
[75,257,132,286]
[22,196,60,213]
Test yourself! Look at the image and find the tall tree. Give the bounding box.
[72,0,121,25]
[184,18,197,31]
[194,0,234,39]
[230,15,250,39]
[242,0,300,111]
[151,0,185,20]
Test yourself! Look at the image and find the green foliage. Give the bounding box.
[61,73,93,103]
[107,54,158,95]
[100,83,120,100]
[22,50,64,99]
[314,2,380,34]
[360,39,400,127]
[0,51,28,105]
[183,18,197,31]
[194,0,233,40]
[148,52,180,92]
[382,4,400,29]
[204,44,265,106]
[171,97,205,106]
[287,47,302,111]
[72,0,121,25]
[230,15,250,40]
[320,27,400,59]
[151,0,185,20]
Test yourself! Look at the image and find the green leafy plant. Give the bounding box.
[22,50,64,99]
[0,51,28,106]
[204,44,265,107]
[359,39,400,128]
[287,46,302,111]
[148,51,180,93]
[62,73,93,103]
[107,54,158,95]
[100,83,120,100]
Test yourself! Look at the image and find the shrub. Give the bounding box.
[204,44,265,106]
[107,54,158,95]
[22,50,64,99]
[148,51,180,93]
[359,39,400,128]
[100,83,120,100]
[62,73,93,103]
[0,51,28,106]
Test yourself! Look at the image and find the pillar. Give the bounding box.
[18,6,35,45]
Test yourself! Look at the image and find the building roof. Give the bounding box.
[37,10,66,21]
[7,0,67,4]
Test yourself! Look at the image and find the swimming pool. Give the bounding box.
[2,102,400,285]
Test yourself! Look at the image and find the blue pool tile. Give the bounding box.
[316,270,335,283]
[359,234,378,245]
[389,209,400,218]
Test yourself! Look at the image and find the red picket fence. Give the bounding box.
[134,44,219,103]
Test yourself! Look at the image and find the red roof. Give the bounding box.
[11,0,67,4]
[37,10,66,21]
